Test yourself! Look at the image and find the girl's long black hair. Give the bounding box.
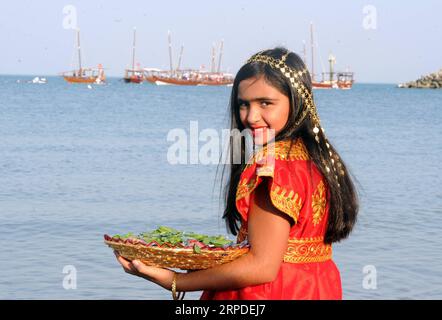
[220,47,359,244]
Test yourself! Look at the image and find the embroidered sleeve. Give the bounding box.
[259,161,305,224]
[311,180,327,226]
[235,138,308,224]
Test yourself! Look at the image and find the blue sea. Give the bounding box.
[0,75,441,299]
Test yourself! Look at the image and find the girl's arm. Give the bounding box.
[115,179,293,292]
[174,180,292,292]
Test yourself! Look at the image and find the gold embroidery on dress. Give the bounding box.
[284,236,332,263]
[236,227,332,264]
[312,180,327,226]
[270,186,303,222]
[275,138,310,161]
[236,177,258,201]
[252,138,310,164]
[236,139,309,204]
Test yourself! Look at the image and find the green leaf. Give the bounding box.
[193,244,202,254]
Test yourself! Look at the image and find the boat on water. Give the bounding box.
[198,72,235,86]
[28,77,47,84]
[306,23,354,90]
[123,68,143,83]
[144,69,234,86]
[123,28,144,84]
[63,66,105,84]
[144,69,200,85]
[144,32,233,86]
[61,29,106,84]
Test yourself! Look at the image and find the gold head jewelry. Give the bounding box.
[246,50,345,181]
[247,51,320,129]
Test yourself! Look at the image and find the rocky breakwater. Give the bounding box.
[398,69,442,88]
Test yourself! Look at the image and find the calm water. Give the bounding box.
[0,76,441,299]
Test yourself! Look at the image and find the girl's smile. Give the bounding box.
[250,126,268,137]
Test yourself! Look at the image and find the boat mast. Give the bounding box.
[168,31,174,72]
[310,22,315,82]
[177,45,184,71]
[77,28,82,74]
[217,39,224,73]
[132,27,136,71]
[211,43,216,73]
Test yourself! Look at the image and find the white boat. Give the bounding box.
[29,77,47,84]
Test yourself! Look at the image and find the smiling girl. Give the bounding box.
[114,47,359,300]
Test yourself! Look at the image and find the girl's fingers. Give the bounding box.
[130,260,154,279]
[113,251,173,288]
[114,252,137,274]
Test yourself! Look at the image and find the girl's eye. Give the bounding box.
[261,101,271,107]
[239,102,248,109]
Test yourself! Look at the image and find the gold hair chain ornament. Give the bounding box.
[247,52,320,128]
[246,51,344,182]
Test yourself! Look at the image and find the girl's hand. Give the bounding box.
[113,251,175,290]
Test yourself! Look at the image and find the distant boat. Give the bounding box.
[17,77,47,84]
[28,77,47,84]
[198,72,235,86]
[144,69,234,86]
[123,28,143,84]
[307,23,354,90]
[144,69,201,85]
[61,29,105,84]
[144,32,233,86]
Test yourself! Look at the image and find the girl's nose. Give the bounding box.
[247,106,261,125]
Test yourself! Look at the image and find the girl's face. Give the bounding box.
[238,76,290,144]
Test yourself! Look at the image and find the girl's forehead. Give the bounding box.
[237,77,282,99]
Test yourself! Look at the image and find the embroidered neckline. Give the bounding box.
[245,138,310,168]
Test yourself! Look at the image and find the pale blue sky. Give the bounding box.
[1,0,441,83]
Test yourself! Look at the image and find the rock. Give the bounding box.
[399,68,442,88]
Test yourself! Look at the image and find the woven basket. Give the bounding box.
[105,240,249,270]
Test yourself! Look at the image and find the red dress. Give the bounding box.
[200,138,342,300]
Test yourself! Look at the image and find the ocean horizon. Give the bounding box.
[4,73,405,86]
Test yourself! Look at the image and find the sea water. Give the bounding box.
[0,76,441,299]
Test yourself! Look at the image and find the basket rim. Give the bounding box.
[104,239,250,253]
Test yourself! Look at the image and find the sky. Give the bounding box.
[0,0,441,83]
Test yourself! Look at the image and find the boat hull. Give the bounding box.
[312,82,333,89]
[198,79,234,86]
[312,81,353,90]
[144,76,157,84]
[153,77,201,86]
[63,76,101,84]
[337,82,353,89]
[145,76,232,86]
[123,76,143,84]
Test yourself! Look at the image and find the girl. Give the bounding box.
[114,47,359,300]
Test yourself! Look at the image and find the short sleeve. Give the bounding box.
[235,138,309,224]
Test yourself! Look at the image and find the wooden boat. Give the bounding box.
[143,68,161,84]
[144,69,234,86]
[143,33,233,86]
[62,29,105,84]
[144,69,201,85]
[123,28,144,83]
[198,72,234,86]
[123,70,143,83]
[307,23,354,90]
[63,66,105,84]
